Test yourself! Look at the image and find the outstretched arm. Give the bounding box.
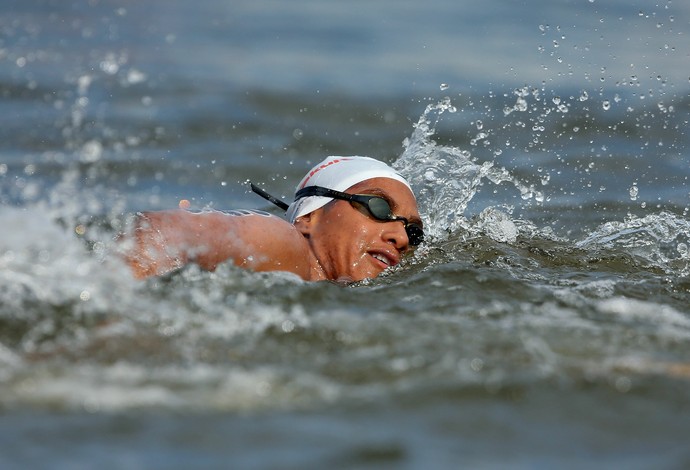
[120,209,314,279]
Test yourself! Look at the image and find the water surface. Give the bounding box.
[1,1,689,468]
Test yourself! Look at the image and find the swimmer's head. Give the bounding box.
[286,156,412,223]
[249,155,422,281]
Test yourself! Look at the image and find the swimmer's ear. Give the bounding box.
[293,212,315,237]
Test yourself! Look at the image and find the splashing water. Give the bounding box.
[576,211,690,276]
[392,92,690,283]
[394,97,543,241]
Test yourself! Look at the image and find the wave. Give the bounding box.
[1,94,689,414]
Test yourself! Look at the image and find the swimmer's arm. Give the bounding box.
[120,209,312,279]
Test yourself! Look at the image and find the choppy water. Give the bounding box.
[1,0,690,468]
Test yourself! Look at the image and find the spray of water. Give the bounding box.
[394,92,689,279]
[394,97,544,242]
[577,211,690,276]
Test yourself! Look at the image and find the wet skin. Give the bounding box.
[123,177,422,282]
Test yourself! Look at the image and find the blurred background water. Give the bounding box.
[1,1,689,468]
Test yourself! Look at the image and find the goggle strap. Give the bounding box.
[294,186,351,201]
[249,182,290,211]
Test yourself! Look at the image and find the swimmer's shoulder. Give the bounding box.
[193,208,315,277]
[196,208,298,234]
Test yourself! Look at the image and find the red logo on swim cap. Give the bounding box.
[298,157,353,189]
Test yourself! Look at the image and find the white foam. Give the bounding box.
[477,207,519,243]
[596,297,690,334]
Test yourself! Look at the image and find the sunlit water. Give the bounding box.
[1,1,690,468]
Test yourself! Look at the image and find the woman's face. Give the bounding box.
[303,177,422,282]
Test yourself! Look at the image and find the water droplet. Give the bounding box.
[80,140,103,163]
[77,75,92,95]
[281,320,295,333]
[99,54,120,75]
[126,69,147,84]
[516,97,528,112]
[439,83,449,91]
[615,376,632,393]
[629,184,638,200]
[470,358,484,371]
[602,100,611,110]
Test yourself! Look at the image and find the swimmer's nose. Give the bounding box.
[382,219,410,251]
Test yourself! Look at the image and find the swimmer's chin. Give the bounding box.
[334,275,356,285]
[333,271,382,285]
[330,262,390,285]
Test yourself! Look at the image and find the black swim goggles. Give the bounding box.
[250,183,424,246]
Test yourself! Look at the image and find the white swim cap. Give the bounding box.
[286,156,412,223]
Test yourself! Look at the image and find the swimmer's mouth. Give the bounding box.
[370,251,397,268]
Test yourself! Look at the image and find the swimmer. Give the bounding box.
[121,156,424,282]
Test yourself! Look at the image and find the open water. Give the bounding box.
[1,0,689,468]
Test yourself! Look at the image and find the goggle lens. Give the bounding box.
[366,197,393,220]
[358,196,424,246]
